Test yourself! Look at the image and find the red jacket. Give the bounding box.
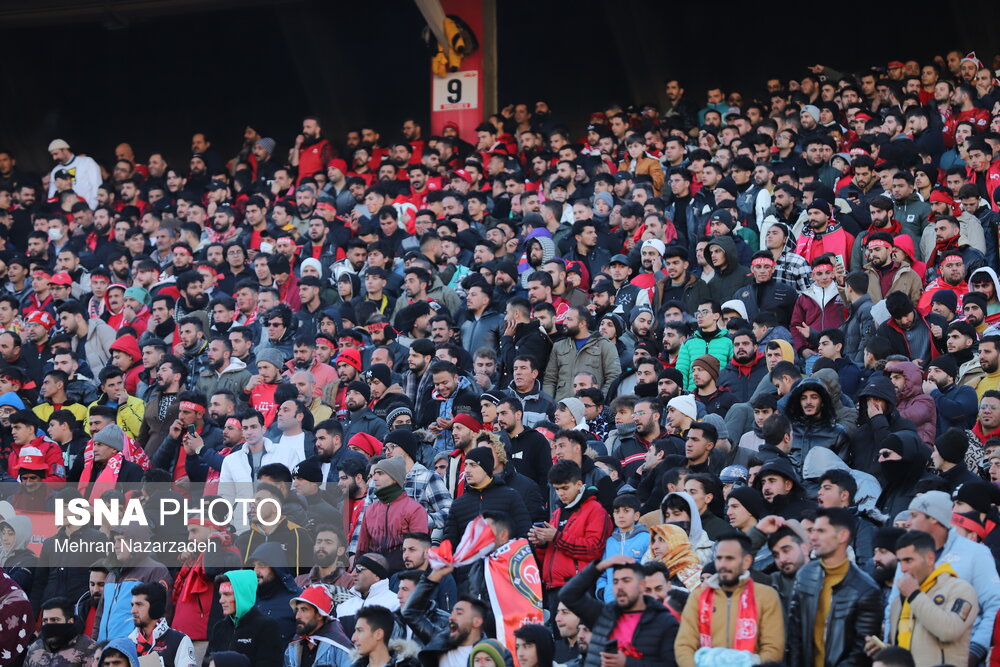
[945,108,991,147]
[357,491,428,569]
[538,490,612,589]
[790,284,846,352]
[966,160,1000,211]
[8,435,66,484]
[297,138,334,186]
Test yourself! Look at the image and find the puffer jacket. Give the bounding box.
[703,235,751,303]
[444,475,530,545]
[843,293,875,365]
[542,333,621,401]
[802,447,885,524]
[677,327,734,392]
[790,283,845,352]
[733,278,797,325]
[717,354,768,403]
[508,379,556,428]
[864,261,923,305]
[559,562,679,667]
[850,376,920,476]
[787,559,882,667]
[783,378,851,469]
[537,488,612,589]
[885,360,937,446]
[358,489,429,571]
[194,357,252,401]
[596,525,650,602]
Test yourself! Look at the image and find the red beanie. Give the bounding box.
[452,413,482,433]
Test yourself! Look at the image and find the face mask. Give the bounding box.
[260,242,275,255]
[48,227,64,242]
[393,423,414,431]
[41,622,77,648]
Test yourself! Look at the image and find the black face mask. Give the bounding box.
[42,622,77,649]
[393,423,414,431]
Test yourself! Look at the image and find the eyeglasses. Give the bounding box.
[353,565,367,574]
[695,310,712,316]
[633,410,647,418]
[266,321,284,327]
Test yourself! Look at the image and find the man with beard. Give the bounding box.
[176,315,209,388]
[765,183,803,230]
[174,271,208,321]
[925,214,987,283]
[25,597,99,666]
[138,355,185,458]
[675,532,784,664]
[691,355,736,417]
[127,582,197,667]
[295,526,353,589]
[194,336,251,401]
[285,585,353,667]
[867,527,906,606]
[620,306,655,362]
[497,396,551,493]
[718,331,768,403]
[976,335,1000,399]
[615,397,671,483]
[860,232,921,306]
[342,380,389,445]
[291,116,334,186]
[208,205,239,245]
[498,297,551,387]
[284,336,336,396]
[407,567,488,667]
[794,198,855,268]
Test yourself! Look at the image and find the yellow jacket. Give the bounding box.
[675,573,785,667]
[33,401,89,427]
[86,394,145,440]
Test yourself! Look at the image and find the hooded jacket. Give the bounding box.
[783,378,850,468]
[676,327,734,392]
[246,542,301,643]
[596,524,650,602]
[98,638,140,667]
[877,431,935,519]
[802,447,885,525]
[851,376,920,476]
[358,484,429,571]
[195,356,252,401]
[811,368,858,429]
[884,360,938,447]
[285,618,354,667]
[733,278,797,325]
[640,491,713,566]
[790,283,845,352]
[208,569,285,667]
[702,236,751,302]
[753,458,818,520]
[109,334,143,395]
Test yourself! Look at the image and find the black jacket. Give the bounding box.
[401,576,453,650]
[717,357,769,404]
[560,562,679,667]
[499,321,552,387]
[787,559,881,667]
[207,606,285,667]
[850,376,919,476]
[877,430,935,520]
[443,476,531,546]
[30,526,110,612]
[501,465,548,523]
[733,279,797,325]
[784,378,851,469]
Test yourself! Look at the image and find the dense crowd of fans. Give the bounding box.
[7,48,1000,667]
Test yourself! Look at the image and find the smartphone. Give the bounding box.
[186,424,196,437]
[532,522,547,528]
[867,635,887,650]
[833,255,845,272]
[604,640,619,654]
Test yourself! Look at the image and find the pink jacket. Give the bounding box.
[284,359,338,397]
[884,360,937,447]
[790,284,845,352]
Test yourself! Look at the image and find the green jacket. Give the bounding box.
[677,328,734,391]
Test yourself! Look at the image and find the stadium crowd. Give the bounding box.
[7,48,1000,667]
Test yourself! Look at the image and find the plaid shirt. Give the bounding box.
[349,461,452,552]
[774,250,811,292]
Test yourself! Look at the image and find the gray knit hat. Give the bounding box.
[93,424,125,452]
[256,348,286,371]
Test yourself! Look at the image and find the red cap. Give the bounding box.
[26,311,55,331]
[290,585,334,618]
[452,413,482,434]
[452,169,473,185]
[17,446,46,474]
[443,121,460,132]
[336,348,362,372]
[887,61,904,69]
[326,158,349,174]
[50,272,72,286]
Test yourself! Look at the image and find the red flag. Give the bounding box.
[484,538,544,665]
[427,516,496,569]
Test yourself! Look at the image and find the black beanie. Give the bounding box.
[885,291,915,319]
[952,481,995,515]
[727,486,766,520]
[346,380,371,404]
[873,526,906,552]
[465,446,495,472]
[385,429,419,462]
[935,428,970,464]
[927,354,959,380]
[366,363,392,388]
[930,289,958,314]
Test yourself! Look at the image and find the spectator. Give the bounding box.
[337,553,399,619]
[127,582,197,667]
[351,604,418,667]
[25,595,98,666]
[543,307,621,401]
[96,523,173,642]
[285,585,353,667]
[207,569,284,665]
[357,457,429,570]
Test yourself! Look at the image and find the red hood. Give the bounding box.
[109,334,141,363]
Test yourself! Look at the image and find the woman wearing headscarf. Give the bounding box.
[0,514,37,596]
[646,524,702,591]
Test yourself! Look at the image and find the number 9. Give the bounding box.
[447,79,462,104]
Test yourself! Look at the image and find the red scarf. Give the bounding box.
[730,352,764,377]
[973,421,1000,444]
[175,532,237,602]
[78,450,124,500]
[699,579,758,651]
[929,233,961,270]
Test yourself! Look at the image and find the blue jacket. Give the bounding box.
[887,528,1000,658]
[596,525,650,602]
[284,619,353,667]
[932,383,978,434]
